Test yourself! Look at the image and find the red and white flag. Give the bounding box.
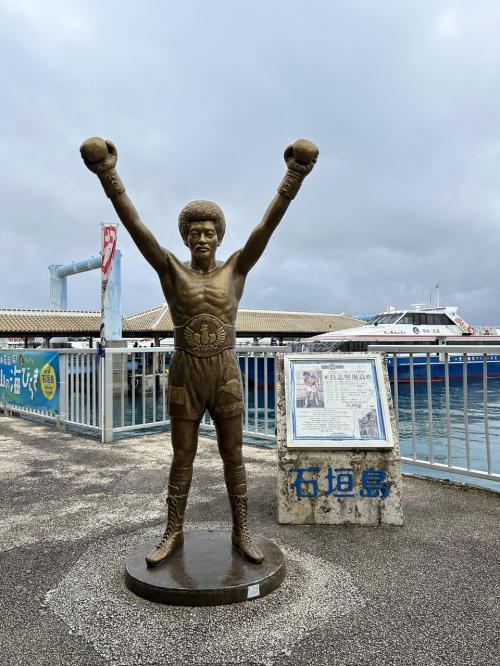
[101,224,118,280]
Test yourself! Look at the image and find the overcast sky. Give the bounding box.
[1,0,500,323]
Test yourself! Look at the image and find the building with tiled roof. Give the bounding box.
[126,304,363,338]
[0,306,363,343]
[0,309,108,337]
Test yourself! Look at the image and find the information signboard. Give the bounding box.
[284,353,393,449]
[0,350,60,414]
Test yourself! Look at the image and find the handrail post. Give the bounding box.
[102,350,114,442]
[57,353,68,430]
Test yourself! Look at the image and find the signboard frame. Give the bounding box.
[284,353,394,450]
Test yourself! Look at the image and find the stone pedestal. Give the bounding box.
[125,530,285,606]
[276,353,403,526]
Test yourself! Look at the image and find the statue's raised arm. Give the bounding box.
[236,139,319,276]
[80,137,166,273]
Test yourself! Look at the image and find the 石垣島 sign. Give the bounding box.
[277,353,403,525]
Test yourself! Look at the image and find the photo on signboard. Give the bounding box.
[294,367,325,409]
[358,407,380,438]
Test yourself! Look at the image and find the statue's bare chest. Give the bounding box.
[160,260,245,325]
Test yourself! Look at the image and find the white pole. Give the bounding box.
[100,223,119,442]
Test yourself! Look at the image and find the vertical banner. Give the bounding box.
[0,350,60,414]
[100,224,118,343]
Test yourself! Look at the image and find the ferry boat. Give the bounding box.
[305,305,500,383]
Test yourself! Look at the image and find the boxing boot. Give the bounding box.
[224,463,264,564]
[145,465,192,567]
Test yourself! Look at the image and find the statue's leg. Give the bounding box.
[215,415,264,564]
[145,417,199,567]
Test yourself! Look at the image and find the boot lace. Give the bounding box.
[234,496,254,543]
[157,496,180,548]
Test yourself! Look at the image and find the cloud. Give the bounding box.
[436,9,462,40]
[1,0,500,324]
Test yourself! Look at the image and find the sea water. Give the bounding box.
[396,379,500,489]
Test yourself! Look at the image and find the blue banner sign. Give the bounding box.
[0,350,60,414]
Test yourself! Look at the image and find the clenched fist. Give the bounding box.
[80,137,118,175]
[80,137,124,199]
[284,139,319,177]
[278,139,319,200]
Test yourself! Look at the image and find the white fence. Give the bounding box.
[369,344,500,484]
[102,346,282,442]
[2,345,500,486]
[0,346,283,443]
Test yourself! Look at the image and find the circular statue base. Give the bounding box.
[125,529,285,606]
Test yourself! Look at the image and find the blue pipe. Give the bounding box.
[55,255,101,278]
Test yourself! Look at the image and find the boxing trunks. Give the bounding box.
[168,314,243,421]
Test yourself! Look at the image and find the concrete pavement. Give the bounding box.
[0,415,498,665]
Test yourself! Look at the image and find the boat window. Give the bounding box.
[414,313,428,325]
[399,313,457,326]
[427,313,455,325]
[373,314,401,324]
[398,313,428,324]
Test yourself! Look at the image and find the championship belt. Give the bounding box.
[174,314,236,358]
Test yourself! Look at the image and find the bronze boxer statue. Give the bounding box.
[80,136,318,566]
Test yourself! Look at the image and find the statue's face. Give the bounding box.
[186,220,219,259]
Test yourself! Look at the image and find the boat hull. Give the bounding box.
[386,354,500,383]
[239,354,500,386]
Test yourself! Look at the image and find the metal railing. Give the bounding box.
[3,344,499,486]
[105,348,171,438]
[369,345,500,483]
[60,350,102,432]
[0,345,284,442]
[102,346,286,442]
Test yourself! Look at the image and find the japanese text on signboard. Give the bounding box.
[0,351,60,413]
[290,466,389,498]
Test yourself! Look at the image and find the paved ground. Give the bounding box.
[0,415,499,666]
